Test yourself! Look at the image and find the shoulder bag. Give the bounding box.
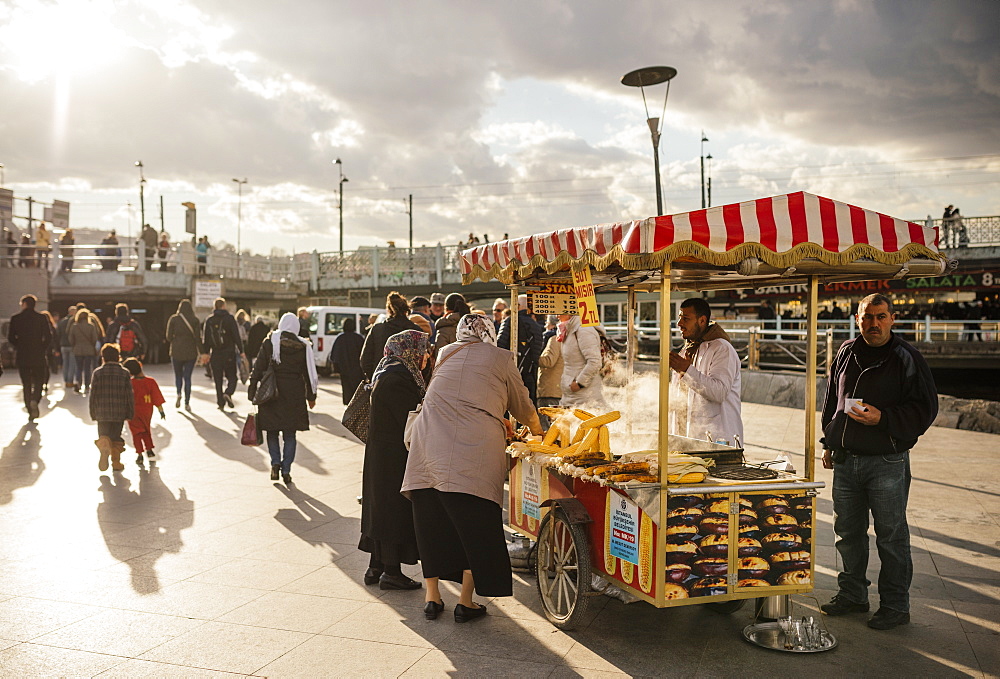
[342,379,372,442]
[403,341,474,450]
[252,357,279,405]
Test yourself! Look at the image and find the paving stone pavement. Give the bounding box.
[1,365,997,677]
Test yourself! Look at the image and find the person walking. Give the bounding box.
[248,313,318,485]
[401,315,542,622]
[141,223,157,270]
[156,231,170,270]
[820,293,938,630]
[60,228,75,272]
[296,307,312,339]
[35,222,51,269]
[165,299,203,410]
[123,358,165,465]
[407,296,434,335]
[56,305,78,390]
[557,314,606,410]
[331,317,365,405]
[431,293,470,351]
[245,316,270,369]
[100,230,121,270]
[19,233,33,268]
[195,236,209,274]
[90,343,135,472]
[360,292,421,380]
[359,329,430,591]
[104,303,147,361]
[69,308,101,395]
[8,294,53,422]
[201,297,245,411]
[39,310,58,396]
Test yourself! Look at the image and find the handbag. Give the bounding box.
[342,379,372,442]
[402,341,474,450]
[241,411,263,446]
[252,361,278,405]
[238,355,250,384]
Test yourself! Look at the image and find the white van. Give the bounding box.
[306,305,384,375]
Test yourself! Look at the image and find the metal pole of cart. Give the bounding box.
[626,285,637,439]
[804,276,819,481]
[656,264,671,608]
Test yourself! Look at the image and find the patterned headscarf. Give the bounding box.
[456,313,497,345]
[372,329,429,395]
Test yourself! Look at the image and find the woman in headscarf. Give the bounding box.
[331,317,365,405]
[402,314,542,622]
[165,299,203,410]
[359,329,429,592]
[248,313,318,485]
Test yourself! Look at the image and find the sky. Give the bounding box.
[1,0,998,256]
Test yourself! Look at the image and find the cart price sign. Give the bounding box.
[572,267,600,327]
[521,462,541,520]
[527,281,577,316]
[609,493,639,565]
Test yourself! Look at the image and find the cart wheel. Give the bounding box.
[704,598,748,615]
[535,508,591,630]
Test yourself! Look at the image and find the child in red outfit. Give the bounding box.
[123,358,165,465]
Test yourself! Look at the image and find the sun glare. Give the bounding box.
[0,0,129,83]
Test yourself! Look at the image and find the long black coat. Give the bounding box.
[8,308,52,367]
[360,315,422,380]
[331,330,365,405]
[248,332,317,432]
[360,368,421,557]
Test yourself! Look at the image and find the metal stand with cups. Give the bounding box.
[744,594,838,653]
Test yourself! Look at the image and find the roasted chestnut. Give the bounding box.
[761,514,798,533]
[768,550,811,571]
[698,516,729,535]
[692,557,728,577]
[664,539,698,564]
[761,532,803,552]
[665,563,692,583]
[776,569,811,586]
[737,537,762,557]
[738,556,770,579]
[664,524,699,541]
[698,534,729,558]
[738,578,771,588]
[690,576,728,597]
[663,582,690,599]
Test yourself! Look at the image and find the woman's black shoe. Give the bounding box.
[424,600,445,620]
[454,603,487,623]
[379,573,422,590]
[363,567,383,585]
[270,465,280,481]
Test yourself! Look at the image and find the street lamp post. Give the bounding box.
[700,132,709,209]
[706,153,713,208]
[232,178,247,269]
[334,158,348,255]
[135,160,146,231]
[622,66,677,216]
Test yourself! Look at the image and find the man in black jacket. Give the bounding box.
[246,316,270,367]
[819,293,938,631]
[201,297,245,410]
[9,294,53,421]
[497,294,543,405]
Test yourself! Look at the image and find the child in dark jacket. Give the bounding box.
[90,344,135,472]
[123,358,166,466]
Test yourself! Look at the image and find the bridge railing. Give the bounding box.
[925,215,1000,248]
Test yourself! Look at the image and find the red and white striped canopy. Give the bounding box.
[461,191,943,283]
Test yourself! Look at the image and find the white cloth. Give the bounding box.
[670,337,743,445]
[273,312,318,395]
[558,315,607,409]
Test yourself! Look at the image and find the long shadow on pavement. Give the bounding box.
[181,409,269,471]
[0,424,45,505]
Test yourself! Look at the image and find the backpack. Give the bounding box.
[599,335,619,377]
[117,322,143,356]
[208,316,228,350]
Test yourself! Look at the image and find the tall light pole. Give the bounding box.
[700,132,709,209]
[135,161,146,230]
[232,178,247,268]
[334,158,348,254]
[622,66,677,216]
[706,153,713,208]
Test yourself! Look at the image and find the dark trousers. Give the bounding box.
[832,451,913,612]
[18,364,47,410]
[97,420,125,443]
[210,353,237,406]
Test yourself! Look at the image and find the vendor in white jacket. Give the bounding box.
[668,298,743,445]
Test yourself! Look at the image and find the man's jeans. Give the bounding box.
[210,353,237,406]
[832,451,912,612]
[61,346,76,384]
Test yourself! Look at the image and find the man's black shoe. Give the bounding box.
[868,607,910,630]
[224,394,234,408]
[820,594,870,616]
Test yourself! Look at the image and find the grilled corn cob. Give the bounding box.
[579,411,621,430]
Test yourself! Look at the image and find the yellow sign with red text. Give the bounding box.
[572,267,600,327]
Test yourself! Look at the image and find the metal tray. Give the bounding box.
[743,622,838,653]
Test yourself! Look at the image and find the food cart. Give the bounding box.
[460,191,950,632]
